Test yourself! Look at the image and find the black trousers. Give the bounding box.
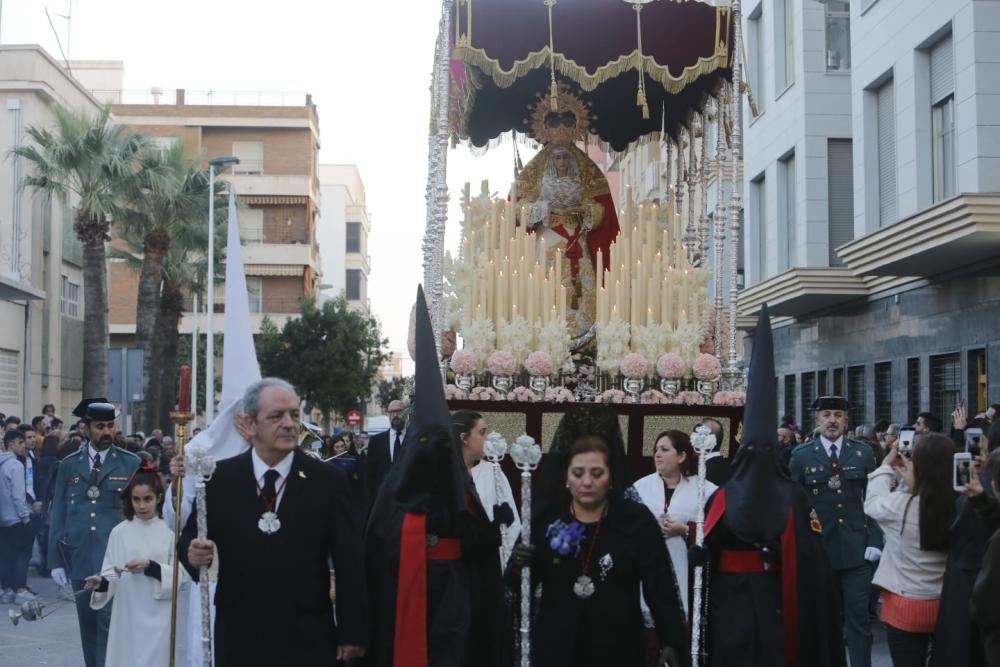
[0,522,33,590]
[885,624,932,667]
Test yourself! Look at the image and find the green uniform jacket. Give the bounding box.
[789,438,883,571]
[47,444,140,580]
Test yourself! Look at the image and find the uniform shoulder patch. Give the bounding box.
[809,509,823,534]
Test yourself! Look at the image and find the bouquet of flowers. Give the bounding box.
[598,388,627,404]
[536,318,573,372]
[595,318,631,374]
[507,386,540,402]
[674,390,707,406]
[620,352,651,380]
[462,318,496,367]
[487,350,518,377]
[524,350,555,377]
[544,386,576,403]
[656,353,688,380]
[498,315,533,364]
[692,353,722,382]
[713,390,746,406]
[450,349,480,376]
[469,386,502,401]
[640,389,670,404]
[444,384,466,400]
[546,519,586,557]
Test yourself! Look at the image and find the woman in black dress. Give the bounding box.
[511,405,689,667]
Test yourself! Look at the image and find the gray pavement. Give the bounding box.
[1,572,894,667]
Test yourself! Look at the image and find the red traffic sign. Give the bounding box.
[346,409,363,426]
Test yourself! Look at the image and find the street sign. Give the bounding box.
[346,409,363,426]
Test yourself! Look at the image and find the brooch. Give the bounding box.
[598,553,613,581]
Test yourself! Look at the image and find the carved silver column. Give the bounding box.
[186,446,216,667]
[725,0,745,387]
[675,130,685,260]
[686,121,698,265]
[713,97,728,360]
[511,435,542,667]
[698,113,711,270]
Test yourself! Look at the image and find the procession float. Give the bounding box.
[420,0,751,471]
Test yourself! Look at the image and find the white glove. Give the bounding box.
[864,547,882,563]
[51,567,68,587]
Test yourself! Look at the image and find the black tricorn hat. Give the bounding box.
[812,396,850,412]
[72,398,111,421]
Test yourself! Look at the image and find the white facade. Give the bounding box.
[318,164,371,311]
[0,45,103,417]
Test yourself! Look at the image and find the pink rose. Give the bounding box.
[620,352,651,380]
[487,350,518,376]
[656,353,688,379]
[450,349,479,376]
[674,391,706,406]
[692,353,722,382]
[525,351,555,377]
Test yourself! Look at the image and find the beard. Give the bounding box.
[390,416,405,432]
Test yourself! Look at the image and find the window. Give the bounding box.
[239,208,263,244]
[930,353,961,431]
[907,358,921,424]
[848,365,866,426]
[969,349,987,416]
[232,141,263,174]
[747,5,766,112]
[784,374,797,425]
[246,277,262,314]
[875,362,892,424]
[801,372,816,433]
[751,174,767,283]
[817,370,828,397]
[827,139,854,266]
[346,222,361,254]
[346,269,362,301]
[776,0,795,90]
[833,367,845,396]
[780,153,796,271]
[61,275,80,318]
[825,1,851,72]
[876,78,897,226]
[930,35,956,202]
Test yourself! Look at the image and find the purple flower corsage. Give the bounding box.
[546,519,586,557]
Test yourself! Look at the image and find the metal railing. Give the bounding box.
[182,297,304,315]
[91,89,311,107]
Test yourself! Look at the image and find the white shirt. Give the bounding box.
[387,430,404,463]
[820,435,845,460]
[88,444,110,473]
[251,449,294,510]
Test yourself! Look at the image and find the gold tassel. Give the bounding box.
[642,100,650,120]
[551,77,559,111]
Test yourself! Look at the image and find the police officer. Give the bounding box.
[48,399,139,667]
[789,396,883,667]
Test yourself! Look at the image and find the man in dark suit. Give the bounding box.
[181,378,367,665]
[700,417,733,486]
[363,399,406,511]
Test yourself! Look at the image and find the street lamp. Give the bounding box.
[205,156,240,423]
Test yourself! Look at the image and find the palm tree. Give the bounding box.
[116,144,209,431]
[12,105,170,397]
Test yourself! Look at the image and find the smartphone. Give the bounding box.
[898,429,916,457]
[954,452,973,491]
[966,427,984,457]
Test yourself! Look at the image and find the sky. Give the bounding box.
[0,0,530,359]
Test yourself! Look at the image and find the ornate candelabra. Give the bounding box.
[510,435,542,667]
[185,446,217,667]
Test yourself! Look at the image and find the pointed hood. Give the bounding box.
[393,286,466,514]
[724,303,792,545]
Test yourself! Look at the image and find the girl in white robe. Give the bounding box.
[630,429,717,619]
[86,465,187,667]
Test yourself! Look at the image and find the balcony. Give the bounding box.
[837,194,1000,277]
[228,174,318,202]
[242,244,316,271]
[737,267,869,318]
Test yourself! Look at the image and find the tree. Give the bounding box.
[256,298,389,425]
[377,376,411,410]
[116,143,212,431]
[13,105,170,397]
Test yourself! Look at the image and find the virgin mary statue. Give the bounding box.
[516,92,620,344]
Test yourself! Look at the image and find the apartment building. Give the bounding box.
[738,0,1000,432]
[0,46,100,417]
[318,164,371,311]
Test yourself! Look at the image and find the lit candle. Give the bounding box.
[178,365,191,412]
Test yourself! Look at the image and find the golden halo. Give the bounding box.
[528,87,592,145]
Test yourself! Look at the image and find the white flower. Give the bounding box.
[595,318,631,374]
[498,315,533,364]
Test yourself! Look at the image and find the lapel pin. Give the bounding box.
[298,470,307,479]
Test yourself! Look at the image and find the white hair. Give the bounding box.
[241,378,298,419]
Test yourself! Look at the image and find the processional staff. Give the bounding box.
[484,432,512,564]
[690,424,717,666]
[510,434,542,667]
[186,445,217,667]
[168,365,193,667]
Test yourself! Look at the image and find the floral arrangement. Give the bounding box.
[525,350,555,377]
[656,353,688,379]
[450,349,480,376]
[674,390,706,406]
[713,390,746,406]
[536,318,573,371]
[498,315,533,363]
[487,350,518,377]
[620,352,651,380]
[444,384,466,401]
[631,324,671,371]
[544,386,576,403]
[670,322,704,367]
[469,386,503,401]
[507,386,541,402]
[640,389,670,404]
[692,353,722,381]
[461,318,496,368]
[546,519,586,557]
[598,388,627,404]
[595,319,630,374]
